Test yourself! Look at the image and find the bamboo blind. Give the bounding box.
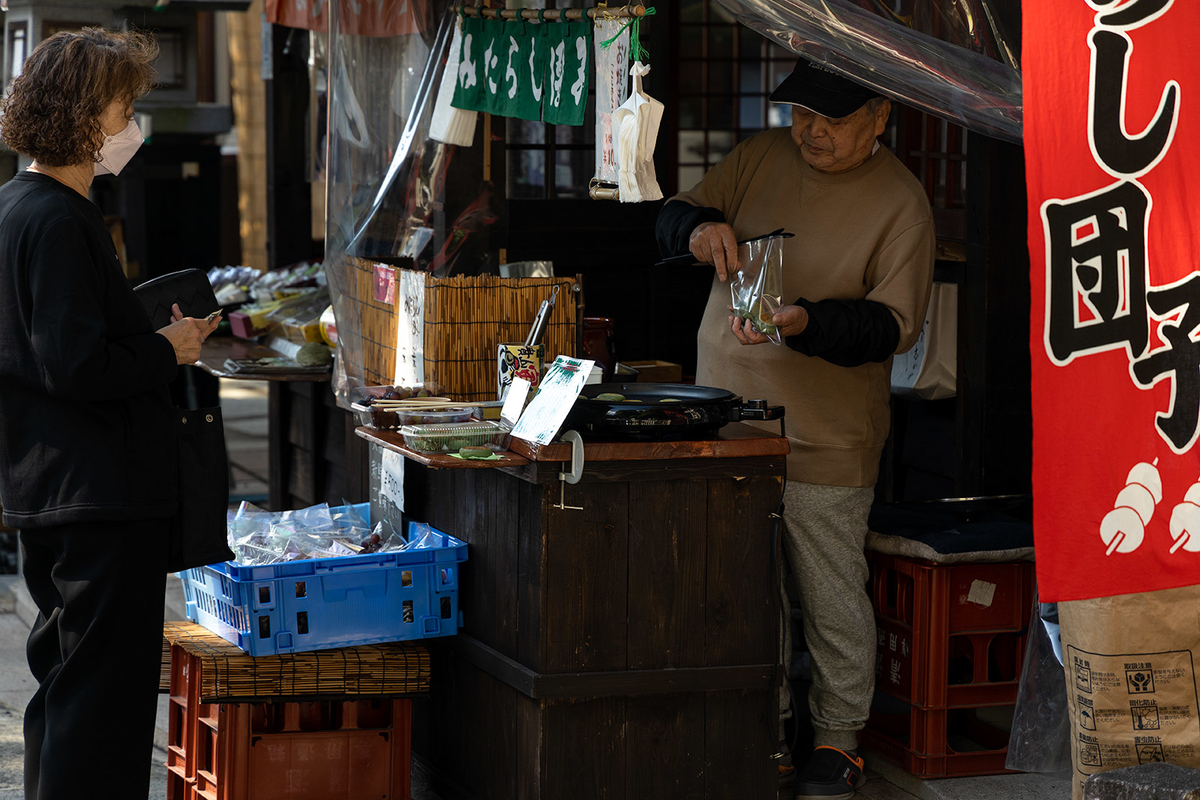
[421,272,580,402]
[351,256,401,386]
[163,621,430,703]
[346,261,580,399]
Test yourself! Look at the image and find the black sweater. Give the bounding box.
[655,200,900,367]
[0,172,179,528]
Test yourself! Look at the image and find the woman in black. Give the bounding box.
[0,28,220,798]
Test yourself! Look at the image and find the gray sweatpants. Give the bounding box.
[781,480,876,752]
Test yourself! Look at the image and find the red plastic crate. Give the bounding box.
[191,699,412,800]
[167,646,204,794]
[862,703,1017,778]
[164,645,412,799]
[869,552,1035,709]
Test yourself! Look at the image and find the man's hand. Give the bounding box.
[689,222,739,281]
[158,302,221,365]
[729,304,809,346]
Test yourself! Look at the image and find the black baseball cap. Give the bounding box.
[769,58,881,118]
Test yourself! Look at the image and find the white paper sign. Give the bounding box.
[501,377,531,427]
[593,19,629,185]
[380,448,405,513]
[393,268,426,387]
[510,356,595,446]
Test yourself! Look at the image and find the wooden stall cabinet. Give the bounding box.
[365,425,787,800]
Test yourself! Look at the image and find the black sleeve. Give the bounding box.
[28,217,178,400]
[785,297,902,368]
[655,200,726,257]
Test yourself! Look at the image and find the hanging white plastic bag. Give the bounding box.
[430,15,478,146]
[729,230,793,346]
[612,61,663,202]
[891,281,957,400]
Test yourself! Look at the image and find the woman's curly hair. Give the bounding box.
[1,28,158,167]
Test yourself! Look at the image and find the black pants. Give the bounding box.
[20,517,169,800]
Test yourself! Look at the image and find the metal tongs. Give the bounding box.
[524,285,560,347]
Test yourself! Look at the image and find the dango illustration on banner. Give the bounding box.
[1100,460,1161,555]
[1168,479,1200,554]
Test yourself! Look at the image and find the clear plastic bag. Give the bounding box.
[729,230,792,346]
[1005,595,1072,773]
[226,501,378,565]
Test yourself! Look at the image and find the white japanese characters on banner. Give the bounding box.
[1025,0,1200,601]
[451,16,588,125]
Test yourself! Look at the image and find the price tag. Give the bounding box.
[381,449,405,513]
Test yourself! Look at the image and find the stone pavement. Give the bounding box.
[0,573,1074,800]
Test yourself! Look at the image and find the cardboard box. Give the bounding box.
[625,360,683,383]
[1059,583,1200,800]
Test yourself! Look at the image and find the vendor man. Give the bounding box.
[656,59,934,799]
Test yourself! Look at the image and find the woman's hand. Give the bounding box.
[728,304,809,346]
[158,303,220,365]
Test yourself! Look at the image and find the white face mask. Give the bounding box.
[94,119,143,176]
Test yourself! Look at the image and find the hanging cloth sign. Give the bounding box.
[494,21,547,122]
[1024,0,1200,601]
[543,20,590,126]
[477,18,509,115]
[451,15,489,113]
[592,17,629,183]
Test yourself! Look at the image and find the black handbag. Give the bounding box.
[133,269,220,330]
[167,406,235,573]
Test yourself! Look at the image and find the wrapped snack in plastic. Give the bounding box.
[729,230,792,346]
[361,520,407,554]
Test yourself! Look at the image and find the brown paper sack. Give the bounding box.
[1058,583,1200,800]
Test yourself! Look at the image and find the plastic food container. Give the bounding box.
[351,401,478,431]
[399,420,512,454]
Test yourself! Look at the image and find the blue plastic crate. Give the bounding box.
[179,510,467,656]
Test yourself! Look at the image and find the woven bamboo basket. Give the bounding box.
[350,260,581,400]
[163,621,430,702]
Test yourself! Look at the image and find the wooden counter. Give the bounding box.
[360,423,787,800]
[193,336,331,382]
[195,336,365,510]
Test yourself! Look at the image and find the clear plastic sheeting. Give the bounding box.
[1006,598,1072,773]
[324,0,464,406]
[713,0,1022,143]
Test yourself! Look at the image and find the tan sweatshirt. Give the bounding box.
[673,128,935,487]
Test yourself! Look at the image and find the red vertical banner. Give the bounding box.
[1025,0,1200,601]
